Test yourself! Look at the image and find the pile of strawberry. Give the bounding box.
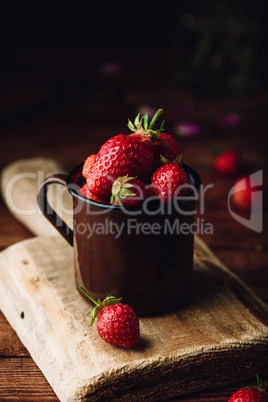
[79,109,189,206]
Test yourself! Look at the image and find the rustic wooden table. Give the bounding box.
[0,47,267,401]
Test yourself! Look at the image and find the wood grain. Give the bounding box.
[0,357,58,401]
[0,356,255,402]
[0,314,29,357]
[0,234,267,401]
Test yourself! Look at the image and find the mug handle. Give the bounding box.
[37,174,73,246]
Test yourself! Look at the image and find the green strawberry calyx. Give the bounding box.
[110,176,136,206]
[239,375,268,398]
[127,108,165,141]
[80,286,122,326]
[160,153,183,166]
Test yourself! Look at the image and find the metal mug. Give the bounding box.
[38,163,200,315]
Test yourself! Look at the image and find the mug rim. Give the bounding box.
[66,163,201,210]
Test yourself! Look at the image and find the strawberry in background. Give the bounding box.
[231,175,263,212]
[214,149,241,176]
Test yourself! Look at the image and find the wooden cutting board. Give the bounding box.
[0,235,268,401]
[0,158,268,401]
[1,156,73,236]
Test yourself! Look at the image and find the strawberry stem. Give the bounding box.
[80,286,99,306]
[241,375,267,392]
[257,375,263,389]
[80,286,122,325]
[127,108,165,140]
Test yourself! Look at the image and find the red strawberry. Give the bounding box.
[78,184,109,204]
[128,108,165,143]
[78,183,89,197]
[228,388,267,402]
[80,287,140,348]
[151,155,189,202]
[128,110,182,170]
[82,154,96,179]
[86,109,166,199]
[232,175,262,211]
[110,176,146,207]
[145,184,157,199]
[87,134,153,198]
[228,376,267,402]
[214,149,241,175]
[153,132,182,168]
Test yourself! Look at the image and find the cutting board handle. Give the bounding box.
[37,174,73,246]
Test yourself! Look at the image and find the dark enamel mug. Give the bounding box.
[38,163,200,315]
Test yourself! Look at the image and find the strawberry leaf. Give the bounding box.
[127,108,165,140]
[144,113,149,130]
[134,112,141,126]
[127,119,136,132]
[160,153,183,166]
[111,176,137,205]
[120,188,136,197]
[148,108,163,129]
[123,183,135,188]
[113,193,122,206]
[160,155,170,165]
[159,120,165,133]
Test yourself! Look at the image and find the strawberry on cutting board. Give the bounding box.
[80,287,140,348]
[228,388,267,402]
[228,376,267,402]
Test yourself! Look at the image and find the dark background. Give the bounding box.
[0,0,267,180]
[0,2,266,47]
[1,1,267,102]
[0,1,267,187]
